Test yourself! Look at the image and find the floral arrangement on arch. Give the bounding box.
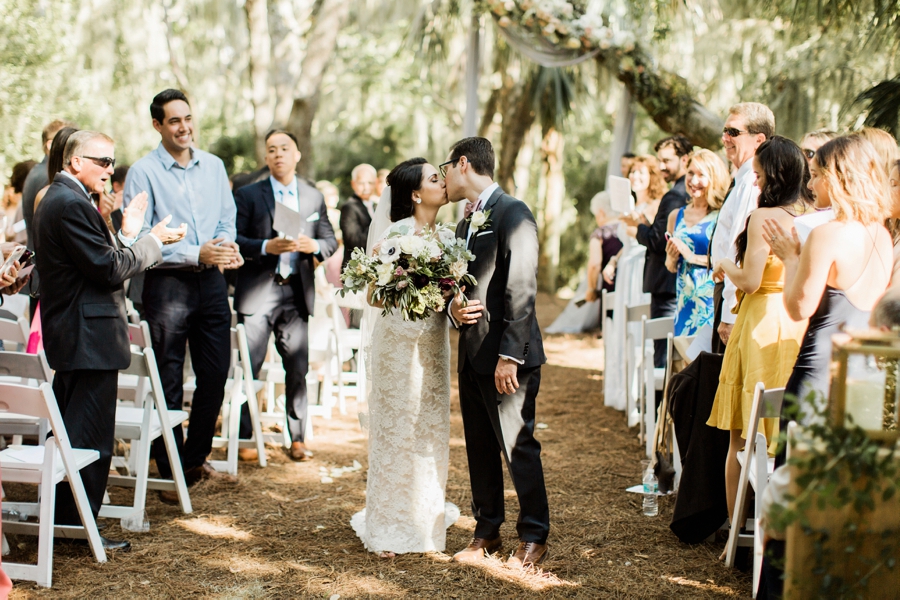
[340,223,477,322]
[487,0,636,52]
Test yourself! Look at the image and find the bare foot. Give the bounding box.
[378,551,396,559]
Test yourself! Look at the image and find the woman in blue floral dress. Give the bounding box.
[664,149,730,336]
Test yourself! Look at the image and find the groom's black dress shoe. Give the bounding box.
[452,536,502,563]
[59,535,131,551]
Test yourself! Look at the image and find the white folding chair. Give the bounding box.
[325,293,363,415]
[639,315,674,454]
[0,382,106,586]
[208,323,268,474]
[724,383,785,597]
[0,316,30,352]
[104,348,193,529]
[601,289,616,403]
[0,351,53,443]
[624,302,651,428]
[117,321,153,408]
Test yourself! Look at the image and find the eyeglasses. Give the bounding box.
[722,127,749,138]
[802,148,816,159]
[81,156,116,169]
[439,158,460,178]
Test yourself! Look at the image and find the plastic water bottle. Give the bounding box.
[642,468,659,517]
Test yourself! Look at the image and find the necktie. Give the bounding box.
[466,200,483,246]
[277,189,293,278]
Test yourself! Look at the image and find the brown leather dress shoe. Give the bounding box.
[506,541,549,569]
[238,448,259,462]
[452,536,502,563]
[184,461,239,485]
[290,441,311,461]
[158,490,180,505]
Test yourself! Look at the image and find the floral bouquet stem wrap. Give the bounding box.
[340,223,476,321]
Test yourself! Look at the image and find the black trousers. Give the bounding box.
[52,369,118,526]
[143,268,231,478]
[238,283,309,443]
[458,360,550,544]
[711,281,726,354]
[650,292,677,368]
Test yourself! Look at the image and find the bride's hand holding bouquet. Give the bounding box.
[340,223,476,321]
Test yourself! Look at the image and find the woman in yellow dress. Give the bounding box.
[708,136,812,540]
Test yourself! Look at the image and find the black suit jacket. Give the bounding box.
[33,174,162,371]
[339,195,372,269]
[635,176,689,295]
[454,186,546,375]
[233,178,337,317]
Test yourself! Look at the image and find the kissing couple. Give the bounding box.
[350,137,551,569]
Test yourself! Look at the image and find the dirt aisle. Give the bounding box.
[9,295,750,598]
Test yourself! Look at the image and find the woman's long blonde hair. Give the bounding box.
[815,135,892,224]
[686,149,730,209]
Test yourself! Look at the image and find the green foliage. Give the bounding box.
[314,124,407,199]
[208,131,258,176]
[854,76,900,138]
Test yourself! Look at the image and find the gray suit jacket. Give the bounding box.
[34,174,162,371]
[454,186,546,375]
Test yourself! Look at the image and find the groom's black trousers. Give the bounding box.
[458,359,550,544]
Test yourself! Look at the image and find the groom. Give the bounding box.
[443,137,550,569]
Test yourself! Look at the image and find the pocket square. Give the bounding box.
[306,212,320,222]
[475,230,494,237]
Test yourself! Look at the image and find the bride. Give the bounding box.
[350,158,460,558]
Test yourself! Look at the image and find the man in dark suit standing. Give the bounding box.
[627,135,691,368]
[339,163,376,328]
[444,137,550,570]
[234,130,337,461]
[34,130,185,548]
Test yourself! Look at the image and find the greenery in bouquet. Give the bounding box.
[340,223,477,321]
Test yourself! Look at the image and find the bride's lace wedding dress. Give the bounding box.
[350,218,459,554]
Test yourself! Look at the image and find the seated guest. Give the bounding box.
[584,191,623,303]
[34,130,184,548]
[707,137,813,542]
[765,135,893,452]
[664,149,729,336]
[340,163,377,328]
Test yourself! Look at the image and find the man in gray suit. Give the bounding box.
[443,137,550,569]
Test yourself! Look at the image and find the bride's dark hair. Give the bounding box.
[387,158,427,222]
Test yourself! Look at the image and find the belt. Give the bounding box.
[172,264,215,273]
[274,273,292,285]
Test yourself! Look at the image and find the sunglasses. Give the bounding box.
[722,127,749,138]
[439,158,460,178]
[802,148,816,159]
[81,155,116,169]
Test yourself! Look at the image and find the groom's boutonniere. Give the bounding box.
[466,208,492,233]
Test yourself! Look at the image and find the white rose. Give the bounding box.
[376,263,395,286]
[470,211,487,229]
[400,235,425,256]
[378,238,401,263]
[425,241,442,261]
[450,260,468,280]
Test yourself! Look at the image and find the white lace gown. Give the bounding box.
[350,221,460,554]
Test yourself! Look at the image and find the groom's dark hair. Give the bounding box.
[449,137,495,179]
[387,157,427,222]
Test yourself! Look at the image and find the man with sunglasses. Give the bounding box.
[124,89,244,503]
[34,130,186,549]
[709,102,774,351]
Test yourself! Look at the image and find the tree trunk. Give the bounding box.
[161,0,199,143]
[244,0,273,164]
[597,46,723,149]
[269,0,316,127]
[536,126,565,293]
[285,0,351,178]
[496,72,537,194]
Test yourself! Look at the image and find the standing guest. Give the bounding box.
[851,127,899,176]
[707,137,812,538]
[620,152,636,177]
[623,136,691,368]
[234,130,337,461]
[888,159,900,286]
[664,149,729,336]
[340,163,377,327]
[34,130,185,548]
[107,165,129,231]
[124,89,244,504]
[375,168,389,199]
[584,191,623,304]
[316,180,342,240]
[765,135,892,451]
[33,128,80,217]
[4,161,36,242]
[799,130,838,166]
[710,102,774,352]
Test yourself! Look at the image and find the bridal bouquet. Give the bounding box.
[340,223,476,321]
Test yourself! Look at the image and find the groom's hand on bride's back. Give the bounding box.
[450,290,483,325]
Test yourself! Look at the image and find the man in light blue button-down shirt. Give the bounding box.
[123,89,243,498]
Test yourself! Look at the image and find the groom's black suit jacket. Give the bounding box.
[454,186,546,375]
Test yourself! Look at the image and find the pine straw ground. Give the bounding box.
[6,294,751,599]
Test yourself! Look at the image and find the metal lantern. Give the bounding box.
[829,330,900,442]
